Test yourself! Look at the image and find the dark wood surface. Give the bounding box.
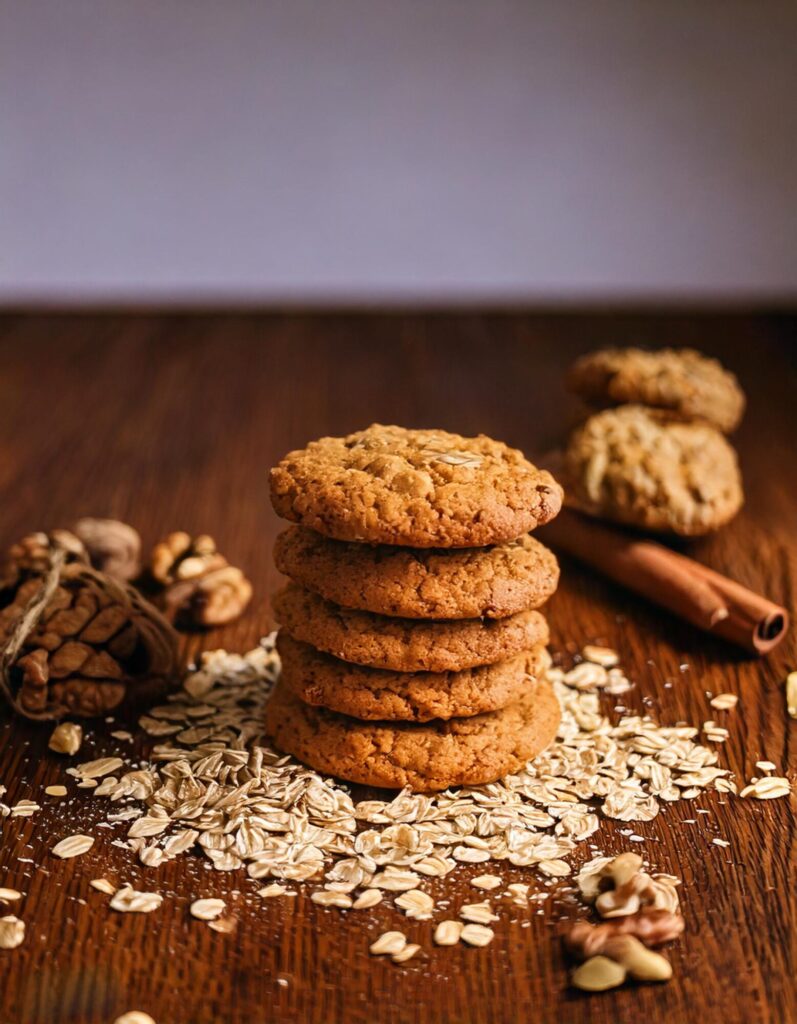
[0,313,795,1024]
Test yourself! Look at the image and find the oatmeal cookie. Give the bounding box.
[277,632,550,721]
[564,405,743,535]
[264,676,561,791]
[269,424,562,547]
[273,527,559,620]
[567,346,745,433]
[273,582,549,672]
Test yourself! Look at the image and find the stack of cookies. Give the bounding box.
[563,347,745,536]
[266,424,564,792]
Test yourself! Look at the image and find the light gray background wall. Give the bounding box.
[2,0,796,305]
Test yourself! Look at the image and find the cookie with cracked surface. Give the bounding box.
[277,632,550,721]
[273,582,549,672]
[264,676,561,791]
[274,526,559,620]
[269,424,563,547]
[564,405,743,536]
[567,346,745,433]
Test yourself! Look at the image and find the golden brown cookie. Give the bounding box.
[273,582,549,672]
[564,405,743,536]
[567,346,745,433]
[264,677,561,791]
[274,527,559,620]
[277,632,549,721]
[269,424,563,547]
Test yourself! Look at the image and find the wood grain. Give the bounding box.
[0,313,795,1024]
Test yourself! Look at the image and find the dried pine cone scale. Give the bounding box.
[0,539,178,720]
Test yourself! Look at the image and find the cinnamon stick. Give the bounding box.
[541,509,789,655]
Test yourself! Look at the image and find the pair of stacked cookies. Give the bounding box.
[563,347,746,536]
[266,424,564,792]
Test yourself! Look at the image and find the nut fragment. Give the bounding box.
[0,916,25,950]
[571,955,627,992]
[51,835,95,859]
[370,930,407,956]
[602,935,672,981]
[566,911,684,958]
[48,722,83,755]
[72,518,141,582]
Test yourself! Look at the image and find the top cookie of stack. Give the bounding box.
[267,424,564,792]
[564,347,745,536]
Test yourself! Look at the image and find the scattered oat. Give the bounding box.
[10,800,40,818]
[460,923,495,947]
[113,1014,157,1024]
[0,916,25,949]
[74,757,124,779]
[395,890,434,920]
[190,898,226,921]
[0,889,21,903]
[756,761,776,773]
[48,722,83,755]
[52,835,94,859]
[90,878,116,895]
[258,883,288,899]
[712,838,730,848]
[739,777,791,800]
[787,671,797,719]
[370,931,407,956]
[460,901,499,925]
[208,915,237,934]
[44,785,68,797]
[110,731,134,742]
[471,874,502,891]
[109,886,163,914]
[352,889,382,910]
[391,942,422,964]
[710,693,738,711]
[77,779,98,790]
[582,645,619,668]
[311,891,352,909]
[434,920,463,946]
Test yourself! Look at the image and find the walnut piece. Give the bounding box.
[565,910,685,959]
[48,721,84,755]
[73,518,141,582]
[149,533,252,628]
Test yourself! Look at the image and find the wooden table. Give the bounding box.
[0,313,795,1024]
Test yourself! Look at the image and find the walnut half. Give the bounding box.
[149,533,252,628]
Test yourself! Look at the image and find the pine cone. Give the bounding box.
[0,538,178,720]
[149,532,252,627]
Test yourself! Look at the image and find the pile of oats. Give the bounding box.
[5,635,789,965]
[70,638,735,893]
